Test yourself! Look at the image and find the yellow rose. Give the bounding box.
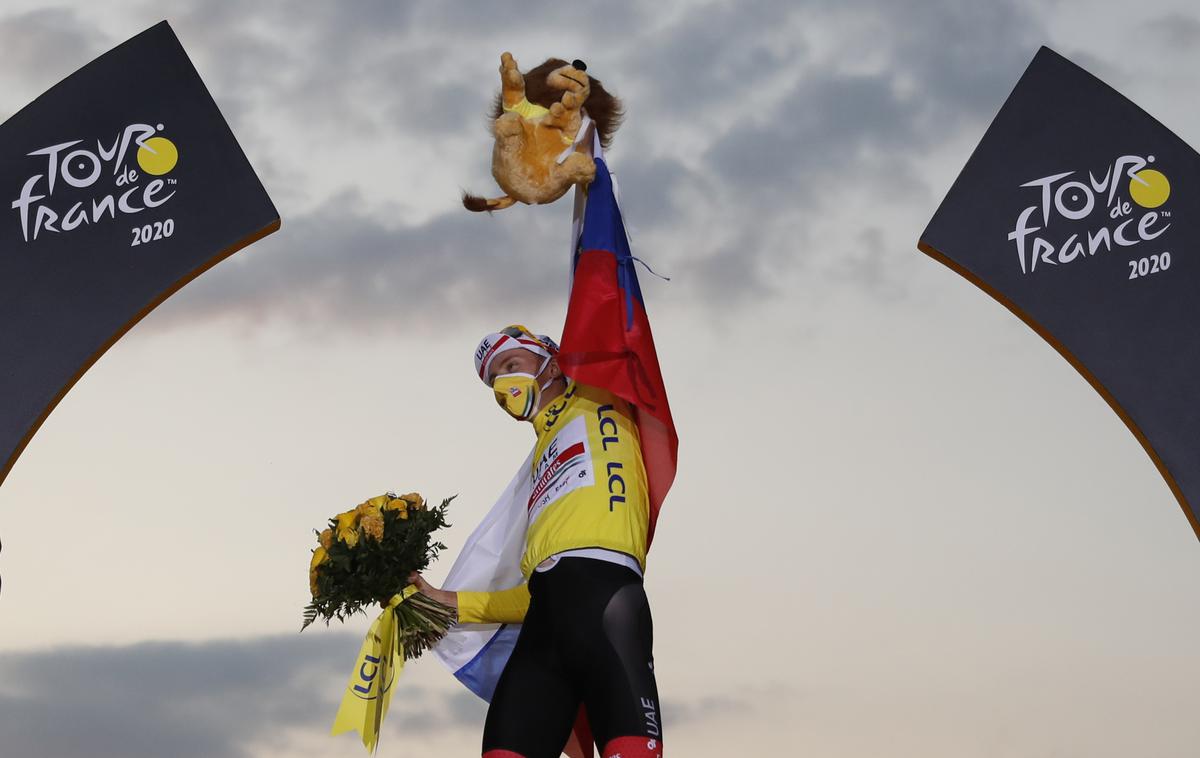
[367,494,390,508]
[398,508,409,520]
[319,528,332,550]
[310,546,328,569]
[337,526,360,547]
[360,512,384,541]
[334,510,359,546]
[384,497,408,513]
[399,492,424,507]
[309,547,328,594]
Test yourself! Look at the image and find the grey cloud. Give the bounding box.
[165,0,1042,316]
[704,0,1044,198]
[678,241,778,306]
[694,61,930,306]
[1142,11,1200,49]
[624,3,792,104]
[408,0,656,43]
[163,0,603,139]
[0,8,110,116]
[3,0,1052,333]
[0,7,108,76]
[384,80,489,137]
[678,0,1045,301]
[890,0,1045,119]
[608,154,695,231]
[666,681,798,727]
[159,0,650,160]
[153,189,570,333]
[826,226,910,302]
[0,632,486,758]
[706,69,921,194]
[668,693,751,724]
[0,633,759,757]
[614,0,1044,167]
[156,0,511,209]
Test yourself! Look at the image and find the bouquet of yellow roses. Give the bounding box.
[303,492,455,752]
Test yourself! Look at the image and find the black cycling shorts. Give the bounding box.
[481,556,664,758]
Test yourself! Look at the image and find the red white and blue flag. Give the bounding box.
[559,154,678,548]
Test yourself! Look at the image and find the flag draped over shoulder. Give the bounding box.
[433,129,676,758]
[558,152,679,548]
[432,451,532,702]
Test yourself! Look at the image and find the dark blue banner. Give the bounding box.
[0,21,279,486]
[920,47,1199,540]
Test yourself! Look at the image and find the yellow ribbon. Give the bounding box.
[331,584,419,752]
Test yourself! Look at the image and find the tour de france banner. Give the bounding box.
[0,21,279,487]
[919,46,1200,540]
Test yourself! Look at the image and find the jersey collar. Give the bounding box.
[534,378,576,433]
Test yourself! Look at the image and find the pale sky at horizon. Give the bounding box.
[2,1,1200,757]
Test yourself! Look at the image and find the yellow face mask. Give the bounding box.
[492,355,552,421]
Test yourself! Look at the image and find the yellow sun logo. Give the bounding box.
[136,136,179,176]
[1129,168,1170,208]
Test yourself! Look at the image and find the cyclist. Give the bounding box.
[410,324,664,758]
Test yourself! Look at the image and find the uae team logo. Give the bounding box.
[1008,154,1173,277]
[11,122,180,244]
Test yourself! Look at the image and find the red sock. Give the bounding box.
[602,735,663,757]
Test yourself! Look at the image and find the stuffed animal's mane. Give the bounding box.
[486,57,623,150]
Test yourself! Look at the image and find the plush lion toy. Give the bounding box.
[463,53,623,212]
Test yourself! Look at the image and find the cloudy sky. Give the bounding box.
[2,1,1200,756]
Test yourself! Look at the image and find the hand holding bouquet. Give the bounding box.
[303,492,456,751]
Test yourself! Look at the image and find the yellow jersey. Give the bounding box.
[457,380,649,623]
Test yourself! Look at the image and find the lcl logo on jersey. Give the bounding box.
[1007,154,1173,274]
[10,122,180,243]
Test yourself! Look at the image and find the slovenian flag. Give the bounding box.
[433,127,676,758]
[558,152,678,549]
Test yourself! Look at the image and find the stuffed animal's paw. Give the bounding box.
[494,111,523,139]
[560,90,585,111]
[556,152,596,185]
[499,52,518,77]
[499,52,526,108]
